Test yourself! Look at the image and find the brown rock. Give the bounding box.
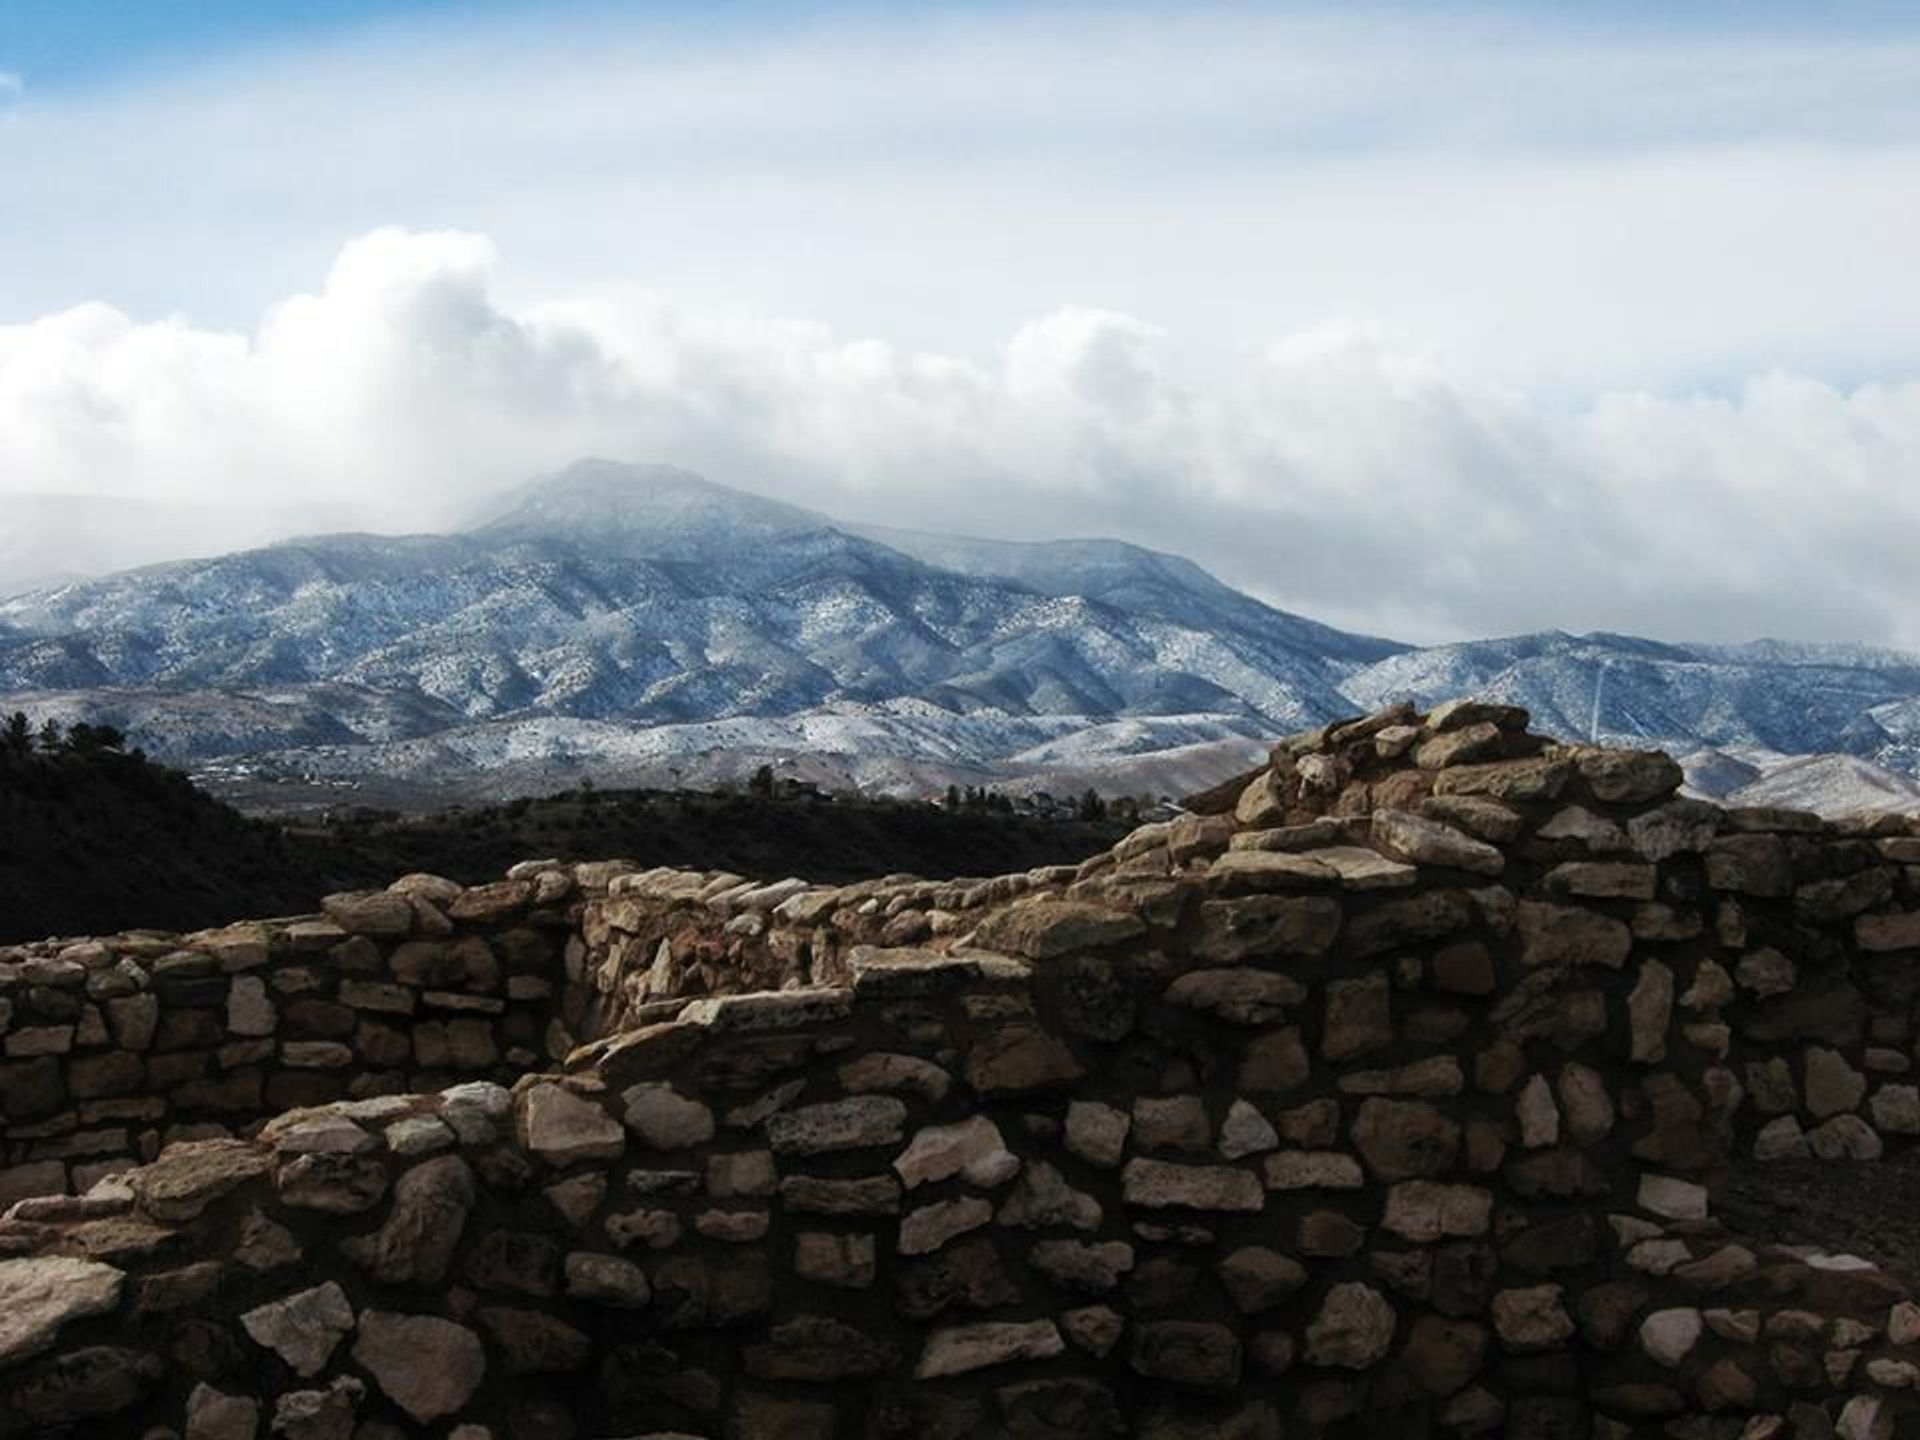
[351,1312,486,1422]
[1574,747,1683,804]
[1402,1315,1487,1396]
[916,1320,1064,1378]
[1129,1321,1242,1391]
[965,1026,1084,1097]
[477,1306,591,1373]
[0,1256,125,1368]
[1351,1099,1460,1180]
[1371,810,1506,875]
[128,1138,273,1221]
[1490,1285,1574,1351]
[1704,834,1792,897]
[747,1314,899,1381]
[1431,757,1572,802]
[1217,1246,1306,1312]
[1322,974,1392,1060]
[1518,902,1630,969]
[969,900,1146,960]
[1343,890,1475,958]
[1303,1282,1398,1369]
[341,1154,474,1285]
[1193,896,1342,962]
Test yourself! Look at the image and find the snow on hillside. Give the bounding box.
[3,461,1918,815]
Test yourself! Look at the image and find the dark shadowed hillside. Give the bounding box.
[0,723,1129,942]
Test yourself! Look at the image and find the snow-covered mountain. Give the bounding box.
[3,460,1918,814]
[1343,630,1920,778]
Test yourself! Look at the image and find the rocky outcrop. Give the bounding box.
[4,701,1920,1436]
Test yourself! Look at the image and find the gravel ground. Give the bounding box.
[1721,1152,1920,1293]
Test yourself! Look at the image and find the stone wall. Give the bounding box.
[5,700,1920,1437]
[0,867,586,1208]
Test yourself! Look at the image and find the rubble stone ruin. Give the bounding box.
[6,699,1920,1438]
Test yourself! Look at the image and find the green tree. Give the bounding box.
[2,712,29,757]
[749,763,776,798]
[37,718,63,753]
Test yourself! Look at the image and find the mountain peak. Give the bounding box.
[470,459,829,557]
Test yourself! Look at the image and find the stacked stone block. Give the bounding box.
[0,865,580,1207]
[4,700,1920,1435]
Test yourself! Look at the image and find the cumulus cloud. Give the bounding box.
[3,227,1918,649]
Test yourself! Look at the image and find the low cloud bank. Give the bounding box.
[2,228,1915,646]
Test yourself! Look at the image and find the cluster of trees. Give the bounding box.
[944,783,1121,821]
[2,712,137,762]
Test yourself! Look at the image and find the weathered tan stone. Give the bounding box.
[1856,910,1920,952]
[766,1096,908,1156]
[185,1384,260,1440]
[1416,722,1504,770]
[1381,1182,1493,1242]
[1163,968,1305,1026]
[996,1161,1103,1230]
[517,1083,625,1166]
[964,1026,1084,1097]
[793,1231,875,1289]
[1518,902,1631,969]
[1336,1056,1465,1098]
[241,1281,355,1378]
[1491,1284,1574,1351]
[1574,747,1683,804]
[0,1256,125,1368]
[562,1251,651,1307]
[1205,850,1336,892]
[621,1084,715,1150]
[1628,960,1674,1064]
[1322,974,1392,1061]
[895,1115,1019,1191]
[916,1320,1064,1378]
[128,1138,273,1222]
[1262,1150,1365,1190]
[1304,1282,1398,1369]
[1431,757,1572,802]
[320,891,415,937]
[968,900,1146,959]
[1805,1046,1867,1117]
[341,1154,474,1285]
[1029,1239,1135,1295]
[1218,1099,1280,1160]
[1129,1321,1243,1391]
[1132,1095,1212,1153]
[1351,1099,1460,1181]
[1195,895,1342,962]
[1371,810,1505,875]
[1064,1101,1131,1168]
[1121,1157,1264,1212]
[1344,890,1475,958]
[351,1312,486,1423]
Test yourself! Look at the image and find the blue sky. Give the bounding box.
[4,1,524,87]
[2,1,1919,645]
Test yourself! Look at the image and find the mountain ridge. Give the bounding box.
[3,459,1918,812]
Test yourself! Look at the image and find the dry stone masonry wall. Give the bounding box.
[5,700,1920,1437]
[0,868,589,1208]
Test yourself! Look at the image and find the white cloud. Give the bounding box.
[5,7,1920,394]
[4,226,1919,649]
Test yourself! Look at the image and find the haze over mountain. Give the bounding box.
[2,460,1917,813]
